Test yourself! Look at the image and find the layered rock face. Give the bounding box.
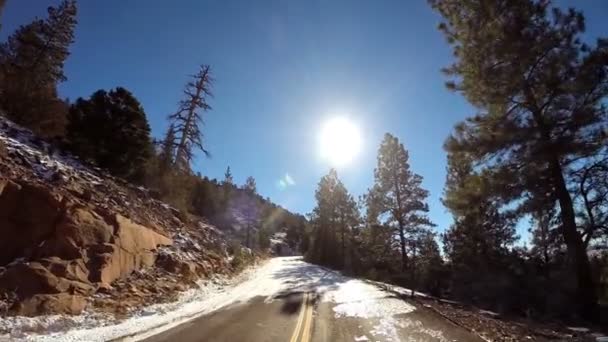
[0,117,232,318]
[0,179,172,315]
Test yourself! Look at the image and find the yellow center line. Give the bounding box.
[299,293,314,342]
[289,292,308,342]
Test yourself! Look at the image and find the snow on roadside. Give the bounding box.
[2,257,302,341]
[0,259,269,342]
[1,257,426,342]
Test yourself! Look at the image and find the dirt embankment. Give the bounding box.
[0,117,234,317]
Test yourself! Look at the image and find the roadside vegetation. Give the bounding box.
[0,0,307,260]
[0,0,606,331]
[305,0,608,327]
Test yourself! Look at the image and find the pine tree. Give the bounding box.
[66,87,153,182]
[244,176,257,194]
[236,192,260,248]
[371,133,434,272]
[334,178,359,270]
[442,149,519,304]
[415,232,444,296]
[308,170,340,268]
[430,0,607,319]
[0,0,77,136]
[168,65,213,171]
[357,193,397,277]
[308,169,359,270]
[224,166,233,184]
[158,124,176,174]
[529,208,561,268]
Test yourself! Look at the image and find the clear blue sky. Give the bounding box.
[2,1,607,238]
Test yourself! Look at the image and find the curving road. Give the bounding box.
[142,257,482,342]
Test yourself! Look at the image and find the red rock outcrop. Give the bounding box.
[0,117,231,318]
[0,178,172,315]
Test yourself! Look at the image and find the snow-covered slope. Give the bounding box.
[0,117,237,337]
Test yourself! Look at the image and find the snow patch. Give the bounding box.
[327,280,416,319]
[1,257,435,341]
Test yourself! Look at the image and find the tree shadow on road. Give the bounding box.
[270,258,349,315]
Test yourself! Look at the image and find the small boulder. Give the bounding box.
[0,261,95,298]
[11,293,87,316]
[0,262,70,297]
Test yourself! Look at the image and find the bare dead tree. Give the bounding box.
[168,65,213,171]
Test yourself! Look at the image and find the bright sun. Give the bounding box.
[319,117,361,167]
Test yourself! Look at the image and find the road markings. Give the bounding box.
[300,293,314,342]
[289,292,308,342]
[289,292,314,342]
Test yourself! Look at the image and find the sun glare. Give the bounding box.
[319,117,361,167]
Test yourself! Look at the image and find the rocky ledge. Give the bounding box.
[0,117,233,318]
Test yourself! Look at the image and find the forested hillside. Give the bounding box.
[304,0,608,325]
[0,0,607,334]
[0,0,308,256]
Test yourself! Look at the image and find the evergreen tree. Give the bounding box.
[529,208,563,270]
[0,0,77,136]
[234,192,260,248]
[158,124,176,174]
[334,178,359,270]
[357,192,397,278]
[224,166,233,184]
[308,169,359,270]
[168,65,213,171]
[371,133,434,272]
[415,232,444,296]
[67,87,153,182]
[442,149,519,305]
[430,0,608,318]
[244,176,257,194]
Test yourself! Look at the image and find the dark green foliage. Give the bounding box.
[307,169,360,271]
[370,133,434,272]
[224,166,233,184]
[415,232,445,296]
[168,65,213,171]
[442,152,518,277]
[0,0,77,137]
[66,87,154,182]
[430,0,608,319]
[157,124,176,173]
[229,241,255,272]
[257,227,272,251]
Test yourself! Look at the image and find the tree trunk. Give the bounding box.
[398,222,407,272]
[175,82,203,168]
[341,226,345,269]
[529,101,599,320]
[550,157,598,320]
[411,239,417,297]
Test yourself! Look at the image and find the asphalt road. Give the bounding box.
[142,259,483,342]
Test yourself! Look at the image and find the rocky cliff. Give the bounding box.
[0,117,233,317]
